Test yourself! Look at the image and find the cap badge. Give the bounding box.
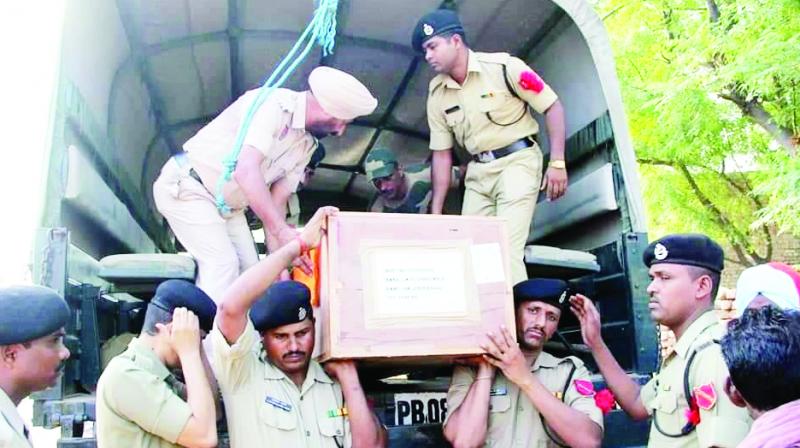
[298,307,307,321]
[558,291,567,304]
[423,23,434,36]
[654,243,669,260]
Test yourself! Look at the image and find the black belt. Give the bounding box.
[472,136,534,163]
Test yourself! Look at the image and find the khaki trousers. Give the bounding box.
[462,146,542,285]
[153,158,259,303]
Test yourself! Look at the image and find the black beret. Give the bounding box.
[411,9,465,53]
[643,233,724,273]
[0,285,70,345]
[150,280,217,332]
[250,281,313,332]
[309,142,326,169]
[513,278,570,310]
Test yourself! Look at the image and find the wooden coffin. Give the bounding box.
[314,212,515,366]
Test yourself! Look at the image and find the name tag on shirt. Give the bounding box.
[490,387,507,396]
[265,396,292,412]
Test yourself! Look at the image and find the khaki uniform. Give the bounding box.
[210,321,351,448]
[0,388,31,448]
[95,338,192,448]
[445,352,604,447]
[153,88,317,303]
[640,311,752,447]
[427,50,558,284]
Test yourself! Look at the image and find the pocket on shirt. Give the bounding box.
[655,391,678,415]
[480,91,526,126]
[488,394,511,413]
[260,399,297,431]
[317,411,347,440]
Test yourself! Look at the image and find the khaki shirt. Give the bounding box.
[287,193,301,227]
[185,88,318,211]
[641,311,752,448]
[210,320,351,448]
[95,338,192,448]
[446,352,604,447]
[427,50,558,155]
[0,388,31,448]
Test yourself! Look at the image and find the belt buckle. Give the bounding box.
[477,151,496,163]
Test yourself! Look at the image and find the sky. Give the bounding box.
[0,2,66,287]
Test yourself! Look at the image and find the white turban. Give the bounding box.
[308,66,377,120]
[734,262,800,316]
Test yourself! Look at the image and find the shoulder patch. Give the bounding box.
[475,51,511,65]
[693,382,717,411]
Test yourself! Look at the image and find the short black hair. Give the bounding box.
[687,265,721,301]
[142,305,173,336]
[720,306,800,411]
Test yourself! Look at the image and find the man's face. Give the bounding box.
[422,35,460,74]
[372,169,404,200]
[646,264,698,326]
[307,114,351,139]
[15,329,70,391]
[262,319,315,377]
[515,301,561,351]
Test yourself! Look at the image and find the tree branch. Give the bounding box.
[706,0,720,23]
[718,90,799,157]
[676,163,765,265]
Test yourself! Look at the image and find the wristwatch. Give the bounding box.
[548,160,566,169]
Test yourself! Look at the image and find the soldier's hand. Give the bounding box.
[540,166,568,201]
[170,307,201,357]
[323,360,358,383]
[569,294,604,350]
[299,206,338,249]
[480,326,531,387]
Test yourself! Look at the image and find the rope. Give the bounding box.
[214,0,339,214]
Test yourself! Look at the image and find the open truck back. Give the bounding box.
[32,0,657,445]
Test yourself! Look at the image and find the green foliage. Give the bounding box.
[593,0,800,262]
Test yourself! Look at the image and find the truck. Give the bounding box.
[30,0,657,446]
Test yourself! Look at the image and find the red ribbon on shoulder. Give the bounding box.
[519,70,545,93]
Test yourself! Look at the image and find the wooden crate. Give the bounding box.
[314,212,515,365]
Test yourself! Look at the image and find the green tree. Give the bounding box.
[594,0,800,267]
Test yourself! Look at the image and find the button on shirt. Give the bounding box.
[427,50,558,155]
[185,88,318,211]
[95,338,192,448]
[445,352,604,447]
[0,388,31,448]
[640,311,752,448]
[210,320,350,448]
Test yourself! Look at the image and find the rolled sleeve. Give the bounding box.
[443,365,476,426]
[505,57,558,114]
[564,365,605,431]
[104,368,192,443]
[210,319,260,391]
[427,95,454,151]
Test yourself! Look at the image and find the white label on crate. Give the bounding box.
[372,247,467,317]
[470,243,505,284]
[394,392,448,426]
